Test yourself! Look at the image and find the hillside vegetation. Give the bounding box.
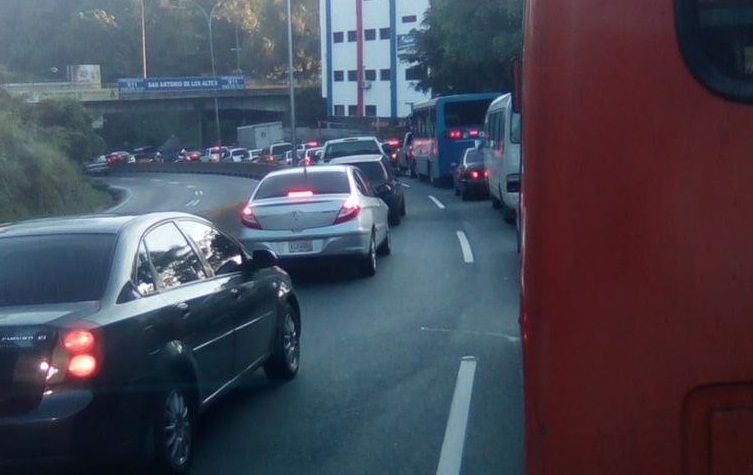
[0,91,110,223]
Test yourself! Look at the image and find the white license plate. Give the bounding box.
[289,240,313,253]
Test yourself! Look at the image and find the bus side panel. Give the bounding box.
[521,0,753,473]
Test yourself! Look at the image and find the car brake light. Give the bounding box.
[333,196,361,225]
[307,141,319,147]
[470,170,480,179]
[241,205,262,229]
[484,170,489,178]
[68,354,97,378]
[469,130,480,138]
[59,329,99,379]
[64,330,95,354]
[447,130,463,140]
[288,190,314,198]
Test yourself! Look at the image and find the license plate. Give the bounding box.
[289,240,313,253]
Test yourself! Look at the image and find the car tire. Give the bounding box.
[389,206,401,226]
[377,226,391,256]
[455,186,460,196]
[263,301,301,380]
[358,232,377,277]
[491,195,502,209]
[461,188,470,201]
[502,205,516,224]
[153,381,196,474]
[400,198,406,217]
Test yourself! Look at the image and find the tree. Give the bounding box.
[402,0,523,95]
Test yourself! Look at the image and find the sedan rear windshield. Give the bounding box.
[254,171,351,199]
[324,141,382,160]
[0,234,115,306]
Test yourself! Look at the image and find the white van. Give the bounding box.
[483,93,521,224]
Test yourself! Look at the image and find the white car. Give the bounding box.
[238,165,391,277]
[228,147,251,162]
[320,136,385,163]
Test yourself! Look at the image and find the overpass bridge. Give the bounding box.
[1,81,291,115]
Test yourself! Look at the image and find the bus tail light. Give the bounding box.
[241,206,262,229]
[334,197,361,225]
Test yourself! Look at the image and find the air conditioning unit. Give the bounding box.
[361,81,372,90]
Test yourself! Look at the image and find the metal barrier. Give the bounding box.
[107,161,281,180]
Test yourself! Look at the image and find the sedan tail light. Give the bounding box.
[46,329,100,384]
[333,196,361,225]
[241,205,262,229]
[469,170,481,179]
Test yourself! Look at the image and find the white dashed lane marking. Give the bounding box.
[436,356,478,475]
[456,231,474,264]
[428,195,446,209]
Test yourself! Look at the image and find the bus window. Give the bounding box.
[678,0,753,100]
[445,100,496,127]
[510,112,521,144]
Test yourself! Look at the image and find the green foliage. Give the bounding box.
[403,0,524,95]
[0,0,320,83]
[0,93,110,222]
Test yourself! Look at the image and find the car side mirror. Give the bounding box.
[249,249,278,270]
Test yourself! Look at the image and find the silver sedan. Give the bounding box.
[238,165,391,277]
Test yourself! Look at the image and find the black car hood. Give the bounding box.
[0,301,101,327]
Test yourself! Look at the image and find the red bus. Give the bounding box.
[520,0,753,473]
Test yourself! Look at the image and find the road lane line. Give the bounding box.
[420,326,517,340]
[185,199,201,208]
[106,186,132,212]
[401,182,411,188]
[436,357,478,475]
[456,231,474,263]
[429,195,446,209]
[197,189,204,196]
[169,181,180,185]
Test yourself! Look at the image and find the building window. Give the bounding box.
[365,105,377,117]
[347,70,358,82]
[348,105,358,116]
[406,67,423,81]
[347,30,357,42]
[333,32,344,43]
[379,27,391,40]
[402,15,417,23]
[333,70,344,82]
[364,29,376,41]
[334,105,345,116]
[380,69,391,81]
[365,69,376,81]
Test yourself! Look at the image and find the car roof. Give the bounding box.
[325,136,379,144]
[328,154,384,164]
[264,165,352,179]
[0,212,204,238]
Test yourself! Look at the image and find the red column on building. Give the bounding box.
[356,0,364,116]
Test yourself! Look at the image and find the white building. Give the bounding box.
[319,0,431,119]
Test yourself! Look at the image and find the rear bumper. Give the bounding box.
[0,388,149,465]
[240,230,371,259]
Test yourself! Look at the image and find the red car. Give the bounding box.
[105,151,133,166]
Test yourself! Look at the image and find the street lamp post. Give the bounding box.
[141,0,148,78]
[188,1,223,145]
[286,0,296,153]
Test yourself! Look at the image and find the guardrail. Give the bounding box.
[106,161,282,180]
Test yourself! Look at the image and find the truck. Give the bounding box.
[236,121,283,151]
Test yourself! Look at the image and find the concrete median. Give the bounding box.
[107,161,282,180]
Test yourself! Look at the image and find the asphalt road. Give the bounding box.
[47,172,525,475]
